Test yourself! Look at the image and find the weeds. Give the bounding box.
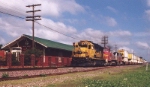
[40,74,47,77]
[24,74,28,77]
[2,72,9,78]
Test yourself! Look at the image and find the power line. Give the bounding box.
[35,21,76,39]
[0,10,24,19]
[115,44,117,51]
[0,9,77,40]
[0,8,102,41]
[0,5,26,18]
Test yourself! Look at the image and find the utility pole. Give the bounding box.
[26,4,41,49]
[114,44,117,52]
[146,48,149,71]
[133,51,135,64]
[101,36,108,48]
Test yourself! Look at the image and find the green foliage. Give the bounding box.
[2,73,9,78]
[12,54,20,66]
[0,44,2,49]
[24,48,43,58]
[40,74,47,77]
[83,66,150,87]
[68,70,72,73]
[24,74,28,77]
[24,48,43,65]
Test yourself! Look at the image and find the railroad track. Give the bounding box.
[0,65,139,81]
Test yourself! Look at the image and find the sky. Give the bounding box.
[0,0,150,61]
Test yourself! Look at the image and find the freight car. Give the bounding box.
[118,49,144,65]
[112,52,123,65]
[0,47,21,61]
[118,49,129,65]
[0,50,6,61]
[71,40,124,66]
[103,48,123,66]
[0,50,7,65]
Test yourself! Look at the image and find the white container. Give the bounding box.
[118,49,128,62]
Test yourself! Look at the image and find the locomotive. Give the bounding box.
[71,40,122,66]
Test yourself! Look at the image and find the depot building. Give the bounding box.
[2,34,73,66]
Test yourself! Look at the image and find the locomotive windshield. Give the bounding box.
[78,42,88,47]
[79,44,87,47]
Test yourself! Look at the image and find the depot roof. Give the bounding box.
[2,34,73,51]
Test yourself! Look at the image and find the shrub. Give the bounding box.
[12,54,20,66]
[0,44,2,49]
[40,74,47,77]
[24,48,42,65]
[24,74,28,77]
[2,73,9,78]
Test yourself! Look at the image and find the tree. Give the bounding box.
[12,54,20,66]
[24,48,43,65]
[0,44,2,49]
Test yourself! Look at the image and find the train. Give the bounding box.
[0,40,146,67]
[0,50,6,61]
[71,40,146,66]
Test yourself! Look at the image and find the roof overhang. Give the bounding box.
[2,34,48,49]
[24,35,48,48]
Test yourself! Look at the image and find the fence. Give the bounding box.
[0,52,72,69]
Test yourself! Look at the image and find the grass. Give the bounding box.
[82,65,150,87]
[46,65,146,87]
[0,65,146,87]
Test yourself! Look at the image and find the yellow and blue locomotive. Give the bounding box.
[71,40,105,66]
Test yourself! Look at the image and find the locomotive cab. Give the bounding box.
[72,41,102,59]
[71,40,104,66]
[72,41,91,58]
